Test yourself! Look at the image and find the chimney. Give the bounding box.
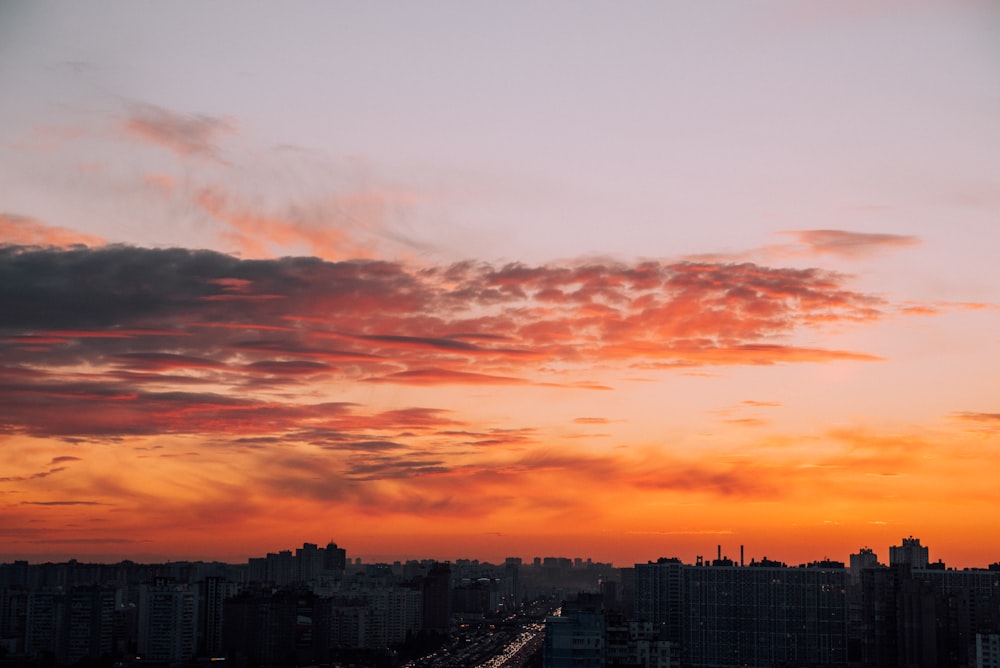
[740,545,744,567]
[717,544,721,562]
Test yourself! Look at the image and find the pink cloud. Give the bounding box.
[125,104,234,157]
[778,229,920,258]
[0,213,104,248]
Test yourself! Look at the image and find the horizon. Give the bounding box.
[2,3,999,570]
[4,535,996,572]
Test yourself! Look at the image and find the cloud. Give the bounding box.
[125,104,234,158]
[0,213,105,248]
[953,412,1000,422]
[573,417,612,425]
[0,466,68,482]
[194,184,428,261]
[0,245,888,440]
[366,368,531,386]
[21,500,106,506]
[952,412,1000,433]
[778,229,920,258]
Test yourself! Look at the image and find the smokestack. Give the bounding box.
[717,544,721,562]
[740,545,744,567]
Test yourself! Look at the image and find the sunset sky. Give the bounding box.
[1,1,999,568]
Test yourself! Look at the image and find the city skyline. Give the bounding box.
[0,534,989,571]
[2,2,999,568]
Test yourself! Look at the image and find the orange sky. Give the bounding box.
[1,244,998,567]
[1,1,999,568]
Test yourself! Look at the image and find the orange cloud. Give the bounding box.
[4,244,956,563]
[125,104,235,158]
[194,184,427,261]
[778,229,920,258]
[0,213,105,248]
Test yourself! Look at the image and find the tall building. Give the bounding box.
[850,547,881,585]
[138,579,198,664]
[199,576,237,657]
[222,587,315,665]
[65,586,115,664]
[544,595,605,668]
[296,543,321,582]
[633,558,683,645]
[323,542,347,573]
[683,563,848,667]
[24,590,63,661]
[890,536,929,569]
[421,562,451,633]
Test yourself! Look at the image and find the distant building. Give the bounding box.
[138,579,198,664]
[422,562,451,633]
[199,575,237,657]
[890,536,929,569]
[633,558,683,647]
[23,586,114,663]
[850,547,881,585]
[324,542,347,573]
[544,595,605,668]
[66,586,115,664]
[683,563,848,667]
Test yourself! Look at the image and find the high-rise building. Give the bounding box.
[542,594,606,668]
[421,562,451,633]
[633,557,683,645]
[544,595,605,668]
[683,563,848,667]
[889,536,929,569]
[296,543,321,582]
[199,576,237,657]
[850,547,881,584]
[24,590,62,660]
[138,579,198,664]
[323,542,347,573]
[66,586,115,664]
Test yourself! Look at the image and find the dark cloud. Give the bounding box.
[245,360,333,375]
[358,334,482,351]
[0,244,887,440]
[0,467,67,482]
[365,368,530,386]
[953,412,1000,422]
[21,500,106,506]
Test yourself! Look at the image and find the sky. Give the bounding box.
[1,0,999,568]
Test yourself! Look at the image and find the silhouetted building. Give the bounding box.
[1,586,28,655]
[890,536,930,569]
[222,587,317,665]
[138,579,198,664]
[633,558,683,647]
[684,563,848,667]
[199,575,236,657]
[858,562,1000,667]
[421,562,451,633]
[850,547,880,585]
[323,542,347,574]
[66,586,115,664]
